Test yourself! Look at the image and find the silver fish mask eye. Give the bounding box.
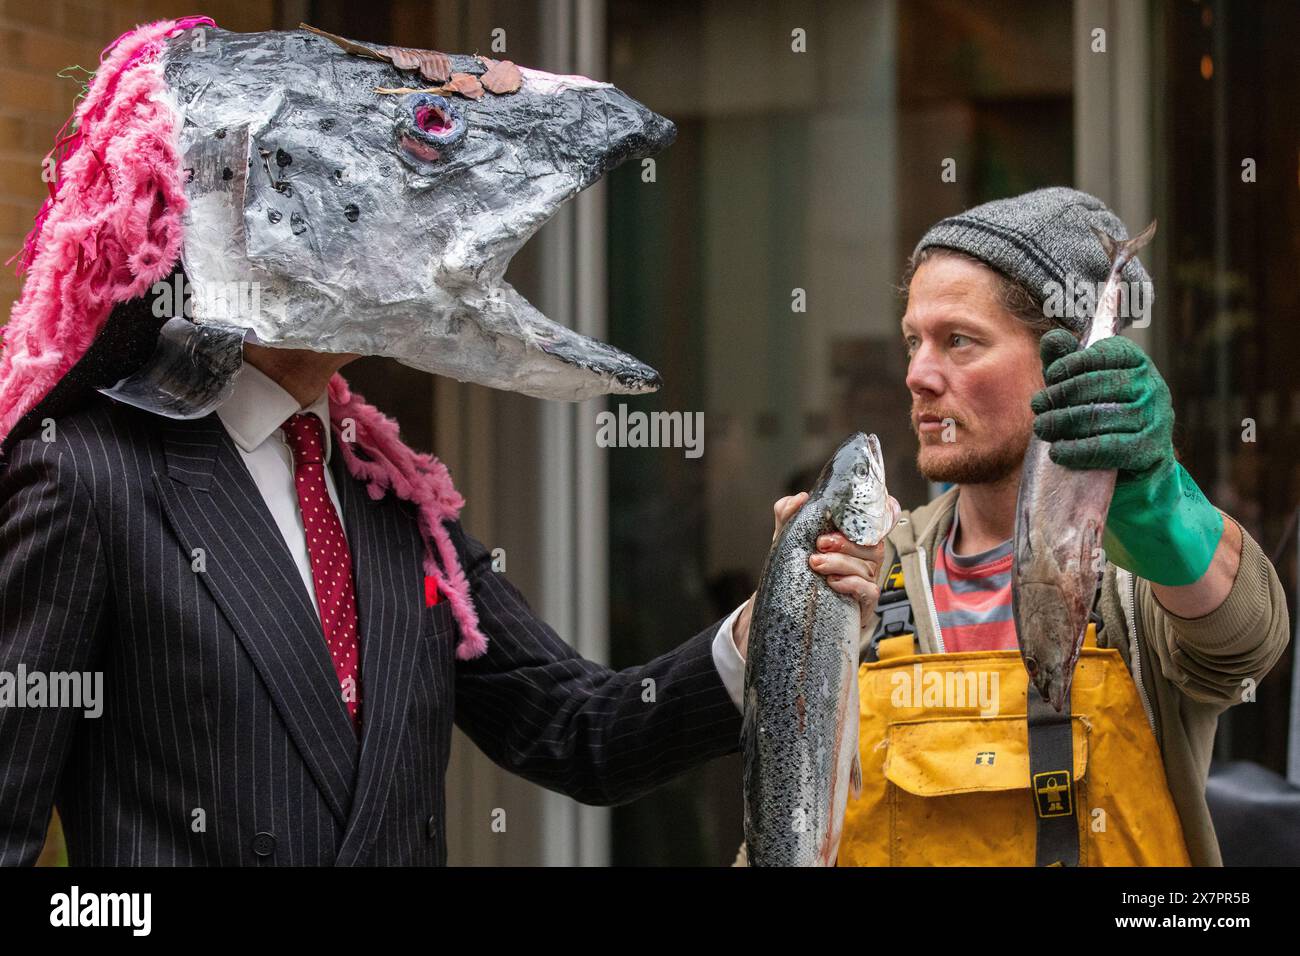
[397,94,467,167]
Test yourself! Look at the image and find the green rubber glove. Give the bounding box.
[1030,328,1224,586]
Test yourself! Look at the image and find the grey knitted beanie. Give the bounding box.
[912,187,1152,335]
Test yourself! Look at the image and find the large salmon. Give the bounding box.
[742,433,891,866]
[1012,221,1157,711]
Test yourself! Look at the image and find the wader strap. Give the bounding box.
[1027,685,1078,866]
[865,562,911,663]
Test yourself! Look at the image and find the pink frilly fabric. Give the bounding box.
[328,375,486,659]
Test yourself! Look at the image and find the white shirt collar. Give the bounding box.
[216,361,332,461]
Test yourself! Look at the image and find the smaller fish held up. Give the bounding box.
[742,433,892,866]
[1012,220,1157,712]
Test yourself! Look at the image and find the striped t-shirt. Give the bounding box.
[931,509,1017,652]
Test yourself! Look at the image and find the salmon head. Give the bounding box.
[809,433,891,547]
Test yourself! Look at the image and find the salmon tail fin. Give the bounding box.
[850,752,862,799]
[1091,219,1157,269]
[1089,224,1119,262]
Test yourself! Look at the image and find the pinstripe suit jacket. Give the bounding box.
[0,395,742,865]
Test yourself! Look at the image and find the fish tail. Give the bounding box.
[1091,218,1157,269]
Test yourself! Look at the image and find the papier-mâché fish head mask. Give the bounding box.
[1,18,675,445]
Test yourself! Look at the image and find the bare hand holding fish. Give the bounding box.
[732,490,898,659]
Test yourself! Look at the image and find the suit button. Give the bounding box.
[426,815,437,840]
[252,832,276,857]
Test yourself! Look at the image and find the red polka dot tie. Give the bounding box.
[281,412,362,734]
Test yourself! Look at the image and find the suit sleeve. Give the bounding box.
[450,522,742,806]
[0,440,109,865]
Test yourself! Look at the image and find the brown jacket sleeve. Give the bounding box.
[1137,517,1291,706]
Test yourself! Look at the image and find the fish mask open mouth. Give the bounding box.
[44,22,673,422]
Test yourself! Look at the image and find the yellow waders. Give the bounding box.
[837,626,1191,866]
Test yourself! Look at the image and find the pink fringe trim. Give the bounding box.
[328,374,488,659]
[0,16,213,444]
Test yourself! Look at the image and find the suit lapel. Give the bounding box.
[329,448,426,865]
[152,414,360,827]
